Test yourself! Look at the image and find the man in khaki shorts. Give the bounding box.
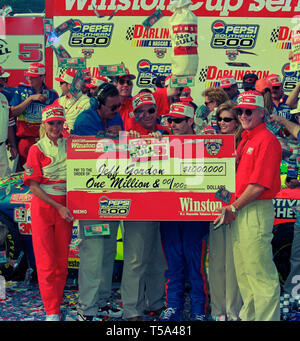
[214,90,282,321]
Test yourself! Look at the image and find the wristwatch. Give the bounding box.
[231,204,237,214]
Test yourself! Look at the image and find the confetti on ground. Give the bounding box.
[0,279,197,321]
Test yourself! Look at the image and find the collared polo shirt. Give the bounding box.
[236,122,282,199]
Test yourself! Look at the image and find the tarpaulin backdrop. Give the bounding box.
[43,0,300,104]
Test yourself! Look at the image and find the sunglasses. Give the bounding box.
[167,117,189,124]
[236,108,253,116]
[60,81,67,85]
[205,100,213,106]
[135,107,156,115]
[104,103,121,112]
[118,79,133,86]
[217,117,235,122]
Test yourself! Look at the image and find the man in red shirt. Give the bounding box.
[214,90,282,321]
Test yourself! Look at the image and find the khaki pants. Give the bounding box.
[209,223,242,320]
[231,200,280,321]
[121,221,167,319]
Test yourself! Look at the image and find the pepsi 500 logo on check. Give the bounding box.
[99,197,131,217]
[137,59,171,88]
[69,20,113,47]
[211,20,259,50]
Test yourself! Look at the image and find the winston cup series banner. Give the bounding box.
[67,134,235,221]
[46,0,300,102]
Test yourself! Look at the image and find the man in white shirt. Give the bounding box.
[0,92,18,177]
[54,69,91,134]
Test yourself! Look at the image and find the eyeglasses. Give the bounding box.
[135,107,156,115]
[104,103,121,112]
[217,117,235,123]
[118,79,133,86]
[167,117,189,124]
[236,108,253,116]
[205,100,213,106]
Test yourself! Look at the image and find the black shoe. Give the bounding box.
[98,304,123,318]
[77,312,103,321]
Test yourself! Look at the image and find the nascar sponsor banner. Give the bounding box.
[0,16,44,87]
[66,134,235,221]
[47,0,300,103]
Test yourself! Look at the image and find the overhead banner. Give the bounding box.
[46,0,300,103]
[66,134,235,221]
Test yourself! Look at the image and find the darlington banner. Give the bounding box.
[46,0,300,104]
[67,134,235,221]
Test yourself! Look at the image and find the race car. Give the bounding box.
[0,172,124,283]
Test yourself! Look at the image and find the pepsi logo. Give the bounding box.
[138,60,151,72]
[212,21,225,34]
[282,63,298,77]
[72,20,82,32]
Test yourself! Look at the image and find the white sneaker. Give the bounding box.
[45,314,60,321]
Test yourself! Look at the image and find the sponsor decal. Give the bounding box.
[0,39,11,64]
[81,48,94,59]
[69,20,113,47]
[270,25,300,50]
[99,196,131,217]
[125,24,171,49]
[204,139,223,156]
[136,59,171,88]
[198,65,270,90]
[211,20,259,50]
[179,197,222,216]
[281,63,300,92]
[10,193,32,204]
[273,198,300,219]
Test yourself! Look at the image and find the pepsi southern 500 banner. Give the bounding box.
[46,0,300,104]
[66,134,235,221]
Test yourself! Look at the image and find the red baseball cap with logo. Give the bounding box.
[266,74,282,86]
[220,76,237,88]
[25,63,46,78]
[168,102,195,118]
[55,69,77,84]
[87,76,110,88]
[235,90,264,109]
[132,92,156,111]
[42,105,66,123]
[180,87,193,102]
[0,66,10,78]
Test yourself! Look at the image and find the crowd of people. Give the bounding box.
[0,60,300,322]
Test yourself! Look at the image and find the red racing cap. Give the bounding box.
[235,90,265,109]
[220,76,237,88]
[55,69,77,84]
[167,102,195,118]
[25,63,46,78]
[42,105,66,123]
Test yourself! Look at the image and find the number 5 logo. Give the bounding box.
[19,44,43,62]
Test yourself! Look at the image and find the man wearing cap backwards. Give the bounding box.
[23,105,74,321]
[73,83,124,321]
[54,69,91,135]
[159,102,210,321]
[10,63,58,168]
[120,92,168,321]
[219,76,240,101]
[267,74,294,122]
[214,90,281,321]
[242,73,258,91]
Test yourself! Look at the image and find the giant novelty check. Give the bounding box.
[67,134,236,221]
